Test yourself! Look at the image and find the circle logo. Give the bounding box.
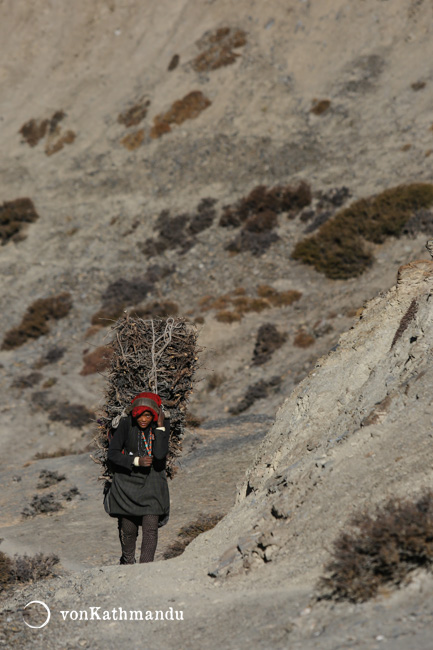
[23,601,51,629]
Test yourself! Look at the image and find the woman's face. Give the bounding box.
[136,410,154,428]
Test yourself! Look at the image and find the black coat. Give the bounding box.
[104,415,170,526]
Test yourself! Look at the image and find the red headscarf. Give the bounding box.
[130,392,161,421]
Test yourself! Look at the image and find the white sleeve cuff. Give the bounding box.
[156,426,166,431]
[133,457,140,466]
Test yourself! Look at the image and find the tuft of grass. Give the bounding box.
[319,490,433,603]
[163,513,224,559]
[150,91,211,139]
[293,183,433,279]
[0,197,39,245]
[2,293,72,350]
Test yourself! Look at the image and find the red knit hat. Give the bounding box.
[129,392,161,421]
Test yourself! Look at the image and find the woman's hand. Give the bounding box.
[157,407,165,427]
[138,456,153,467]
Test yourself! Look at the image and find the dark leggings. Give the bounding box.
[118,514,159,564]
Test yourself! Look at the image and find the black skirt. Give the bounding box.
[104,466,170,527]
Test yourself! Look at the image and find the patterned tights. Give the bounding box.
[118,514,159,564]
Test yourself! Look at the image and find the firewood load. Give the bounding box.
[92,315,199,480]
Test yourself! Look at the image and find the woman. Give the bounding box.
[104,391,170,564]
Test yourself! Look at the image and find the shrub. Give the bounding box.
[168,54,180,71]
[150,91,211,139]
[310,99,331,115]
[216,310,242,323]
[0,548,59,591]
[201,286,301,322]
[37,470,66,489]
[120,129,145,150]
[22,494,63,517]
[34,345,66,368]
[192,27,247,72]
[45,130,76,156]
[220,182,312,228]
[80,345,114,376]
[48,402,94,428]
[229,376,282,415]
[11,372,43,389]
[162,513,224,559]
[294,330,315,348]
[132,300,179,319]
[0,197,39,245]
[252,323,287,365]
[292,183,433,279]
[2,293,72,350]
[19,111,65,147]
[118,100,150,127]
[319,490,433,602]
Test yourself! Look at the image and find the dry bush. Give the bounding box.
[311,99,331,115]
[168,54,180,71]
[0,548,59,591]
[229,376,282,415]
[192,27,247,72]
[201,286,300,322]
[411,81,426,91]
[402,208,433,237]
[19,111,65,146]
[220,182,311,228]
[162,513,224,559]
[33,447,80,460]
[150,91,211,139]
[292,183,433,279]
[118,100,150,127]
[120,129,145,150]
[222,182,311,256]
[48,402,94,428]
[319,490,433,603]
[257,285,302,307]
[2,293,72,350]
[252,323,287,366]
[22,494,63,517]
[0,197,39,245]
[142,200,216,255]
[45,130,76,156]
[185,412,204,428]
[37,470,66,489]
[294,331,315,348]
[80,345,114,376]
[207,372,225,391]
[216,310,242,323]
[34,345,66,368]
[132,300,179,319]
[92,267,174,326]
[11,372,43,390]
[226,230,279,256]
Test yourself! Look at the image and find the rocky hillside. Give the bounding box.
[1,0,433,648]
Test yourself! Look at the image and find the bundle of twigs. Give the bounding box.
[93,315,199,479]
